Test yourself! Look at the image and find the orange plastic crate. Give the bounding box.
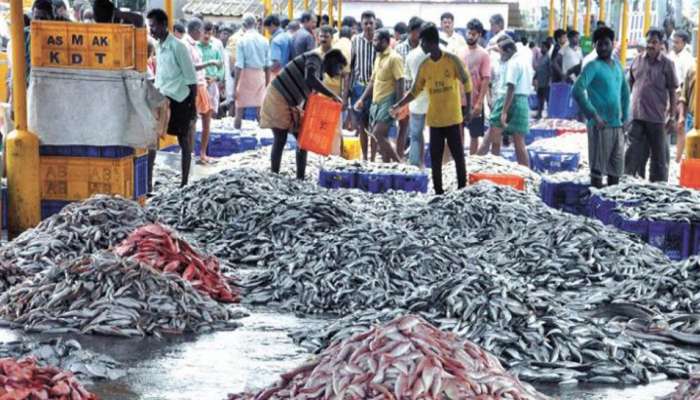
[298,94,341,156]
[680,159,700,190]
[468,173,525,191]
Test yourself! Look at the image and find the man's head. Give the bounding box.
[497,35,517,62]
[263,14,280,36]
[341,16,357,34]
[441,12,454,36]
[489,14,504,35]
[394,22,408,41]
[340,26,352,40]
[322,48,348,78]
[319,25,333,49]
[673,30,690,54]
[300,12,314,31]
[202,21,214,44]
[567,30,580,47]
[541,39,551,53]
[287,20,300,33]
[663,17,675,36]
[280,18,289,30]
[645,27,665,59]
[219,25,233,44]
[596,20,606,29]
[32,0,54,20]
[187,18,203,41]
[592,26,614,60]
[52,0,67,19]
[554,29,567,46]
[466,18,483,47]
[242,13,257,31]
[407,17,423,44]
[373,28,391,53]
[321,14,330,26]
[360,10,376,38]
[520,35,528,47]
[146,8,169,41]
[92,0,115,23]
[419,22,440,54]
[173,22,185,39]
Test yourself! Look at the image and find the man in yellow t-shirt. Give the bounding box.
[392,23,472,194]
[354,29,404,163]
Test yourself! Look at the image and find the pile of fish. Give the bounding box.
[228,315,548,400]
[0,251,245,337]
[591,182,700,221]
[660,374,700,400]
[0,196,153,287]
[321,158,423,175]
[0,357,98,400]
[465,155,541,195]
[113,223,239,303]
[530,118,587,132]
[0,338,124,382]
[529,132,589,167]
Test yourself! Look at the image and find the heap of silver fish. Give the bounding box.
[591,182,700,221]
[229,315,549,400]
[0,251,246,337]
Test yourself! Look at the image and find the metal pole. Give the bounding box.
[317,0,322,21]
[337,0,342,28]
[562,0,568,30]
[288,0,293,19]
[304,0,309,11]
[584,0,591,35]
[643,0,651,35]
[598,0,606,24]
[328,0,333,27]
[573,0,578,31]
[620,0,629,67]
[164,0,173,31]
[549,0,556,36]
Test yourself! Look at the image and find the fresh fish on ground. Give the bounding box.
[0,357,98,400]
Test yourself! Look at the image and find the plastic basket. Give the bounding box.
[529,149,580,173]
[526,128,557,145]
[393,173,429,193]
[539,180,565,208]
[469,173,525,191]
[40,155,133,201]
[133,154,149,198]
[588,195,618,225]
[562,182,590,207]
[207,134,241,157]
[342,137,362,160]
[613,215,650,241]
[528,94,540,111]
[547,83,579,119]
[319,170,357,189]
[299,94,342,156]
[159,134,179,150]
[239,136,259,152]
[39,145,134,158]
[680,159,700,190]
[648,220,692,261]
[259,137,275,147]
[692,223,700,256]
[243,108,258,121]
[41,200,72,220]
[357,172,393,194]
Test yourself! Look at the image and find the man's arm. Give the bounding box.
[475,55,491,114]
[668,62,679,121]
[621,70,631,124]
[270,40,283,74]
[552,53,564,80]
[306,60,341,102]
[500,83,515,126]
[572,63,598,120]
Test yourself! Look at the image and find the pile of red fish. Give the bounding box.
[661,374,700,400]
[228,315,548,400]
[114,224,240,303]
[0,357,98,400]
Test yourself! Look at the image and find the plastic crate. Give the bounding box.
[588,195,618,225]
[39,145,134,158]
[299,94,342,156]
[357,172,393,193]
[259,137,275,147]
[41,200,72,220]
[159,134,179,150]
[539,180,566,208]
[342,137,361,160]
[680,159,700,190]
[525,128,557,145]
[243,108,258,121]
[692,224,700,256]
[529,149,580,173]
[469,173,525,191]
[239,136,259,152]
[562,182,590,208]
[613,216,650,241]
[528,94,540,111]
[133,154,149,198]
[392,173,429,193]
[206,134,241,158]
[648,220,692,261]
[318,170,357,189]
[547,83,579,119]
[40,155,133,201]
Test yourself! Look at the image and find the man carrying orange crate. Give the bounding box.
[259,49,347,180]
[391,23,472,195]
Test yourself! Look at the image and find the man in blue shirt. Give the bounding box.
[234,13,271,129]
[292,12,316,59]
[264,14,292,76]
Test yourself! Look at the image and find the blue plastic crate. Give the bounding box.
[41,200,71,220]
[692,223,700,256]
[39,146,73,157]
[649,220,692,260]
[529,149,580,173]
[528,94,540,111]
[525,129,557,145]
[39,145,134,158]
[539,181,564,208]
[588,195,617,225]
[160,145,180,153]
[501,148,517,162]
[562,182,590,208]
[393,173,429,193]
[547,83,579,119]
[613,215,650,241]
[207,134,241,157]
[357,172,393,193]
[319,170,357,189]
[134,154,149,198]
[260,137,275,147]
[243,108,258,121]
[239,136,259,152]
[101,146,134,158]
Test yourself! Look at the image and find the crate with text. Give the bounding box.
[40,156,133,201]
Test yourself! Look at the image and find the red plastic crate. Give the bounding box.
[680,159,700,190]
[469,173,525,191]
[298,94,341,156]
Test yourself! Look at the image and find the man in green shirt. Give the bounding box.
[197,21,224,164]
[147,8,198,188]
[572,27,630,188]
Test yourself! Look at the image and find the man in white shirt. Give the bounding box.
[404,45,429,167]
[487,14,508,104]
[669,30,694,86]
[439,12,466,55]
[560,30,583,83]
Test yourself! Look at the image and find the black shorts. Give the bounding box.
[167,95,197,138]
[467,112,486,138]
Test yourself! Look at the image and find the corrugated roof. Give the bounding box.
[184,0,317,17]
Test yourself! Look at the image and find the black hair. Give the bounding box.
[646,27,665,42]
[441,12,454,22]
[187,18,202,33]
[146,8,168,27]
[596,20,606,27]
[321,14,330,24]
[375,28,391,43]
[300,11,313,23]
[320,25,333,36]
[394,22,408,35]
[360,10,375,21]
[280,18,289,29]
[375,18,383,29]
[173,22,185,34]
[341,16,356,27]
[498,36,516,53]
[264,14,280,28]
[592,26,614,44]
[490,14,504,27]
[323,48,348,68]
[467,19,483,34]
[554,29,566,40]
[92,0,113,22]
[419,22,439,44]
[340,26,352,39]
[529,41,535,48]
[520,36,528,46]
[408,17,423,32]
[674,30,691,44]
[541,40,551,50]
[203,21,214,32]
[567,29,579,39]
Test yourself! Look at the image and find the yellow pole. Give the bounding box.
[584,0,591,35]
[620,0,629,68]
[562,0,568,29]
[164,0,173,31]
[598,0,606,24]
[288,0,293,19]
[317,0,322,20]
[643,0,651,35]
[572,0,578,31]
[328,0,333,27]
[304,0,309,11]
[337,0,342,27]
[549,0,556,36]
[695,12,700,129]
[685,7,700,159]
[7,0,40,235]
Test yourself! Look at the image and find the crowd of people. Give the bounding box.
[12,0,700,195]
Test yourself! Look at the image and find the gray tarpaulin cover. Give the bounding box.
[28,67,165,148]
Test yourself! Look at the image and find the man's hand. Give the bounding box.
[354,99,364,112]
[209,60,222,67]
[334,95,343,103]
[667,117,678,135]
[473,103,482,118]
[463,107,472,125]
[594,114,606,130]
[500,112,508,129]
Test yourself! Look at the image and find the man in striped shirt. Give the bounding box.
[348,10,377,161]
